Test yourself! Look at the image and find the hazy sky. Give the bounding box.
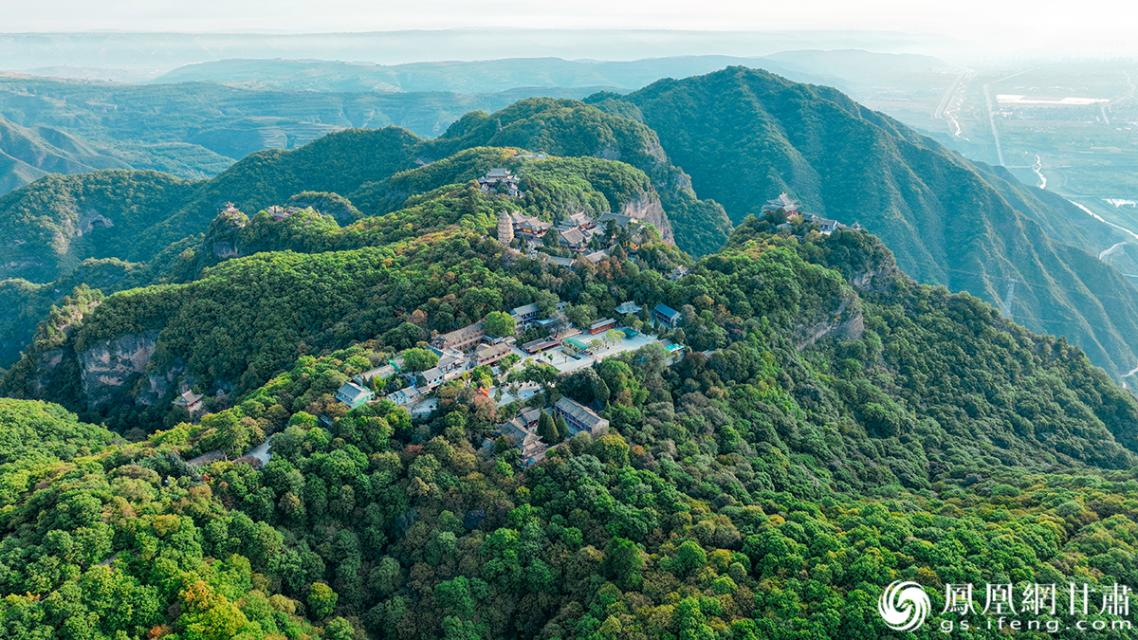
[0,0,1125,36]
[3,0,1136,56]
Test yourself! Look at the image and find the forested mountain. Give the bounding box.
[3,65,1138,635]
[2,200,1138,638]
[425,98,732,254]
[0,97,733,367]
[0,152,686,426]
[0,51,957,197]
[611,66,1138,377]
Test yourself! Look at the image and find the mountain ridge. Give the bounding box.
[615,66,1138,377]
[4,65,1138,386]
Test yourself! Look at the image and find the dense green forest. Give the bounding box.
[3,64,1138,639]
[2,214,1137,639]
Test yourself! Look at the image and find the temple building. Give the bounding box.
[478,168,520,197]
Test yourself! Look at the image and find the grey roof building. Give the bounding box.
[554,397,609,437]
[335,381,375,409]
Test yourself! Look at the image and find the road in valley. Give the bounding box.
[934,69,971,138]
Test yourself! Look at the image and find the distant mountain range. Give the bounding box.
[154,51,956,96]
[0,30,943,75]
[0,51,960,197]
[0,117,128,193]
[0,76,605,195]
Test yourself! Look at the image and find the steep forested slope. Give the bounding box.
[0,171,195,282]
[618,66,1138,377]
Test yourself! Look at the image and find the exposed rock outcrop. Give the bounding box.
[77,331,159,407]
[796,296,865,350]
[620,192,675,244]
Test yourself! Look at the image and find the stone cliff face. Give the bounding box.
[795,295,865,350]
[2,202,114,282]
[78,208,115,235]
[77,331,160,407]
[848,261,900,293]
[620,192,675,245]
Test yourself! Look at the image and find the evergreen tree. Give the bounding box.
[554,414,569,441]
[537,410,560,444]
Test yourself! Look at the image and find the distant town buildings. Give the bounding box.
[422,366,447,390]
[555,212,603,252]
[266,205,298,221]
[588,318,618,335]
[475,342,512,367]
[434,348,466,373]
[597,211,641,230]
[615,301,642,315]
[512,213,552,239]
[522,336,561,354]
[762,192,800,215]
[497,408,548,465]
[763,193,848,236]
[802,212,842,235]
[353,360,400,386]
[511,303,541,328]
[662,340,687,364]
[582,250,609,265]
[562,336,594,355]
[496,397,609,466]
[420,347,468,392]
[386,386,422,406]
[315,289,685,466]
[557,227,588,252]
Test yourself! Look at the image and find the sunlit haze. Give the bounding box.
[2,0,1137,58]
